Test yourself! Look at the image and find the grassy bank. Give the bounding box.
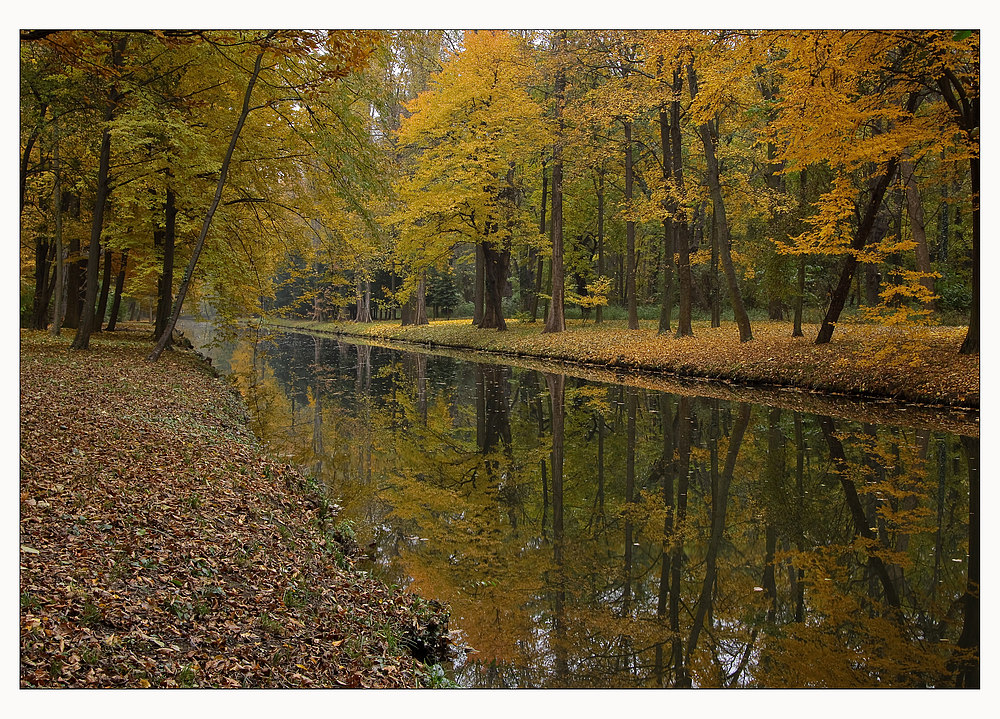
[269,317,979,410]
[19,328,450,688]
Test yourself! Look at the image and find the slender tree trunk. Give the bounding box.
[544,34,567,334]
[658,109,674,334]
[959,154,979,354]
[817,92,920,345]
[793,168,808,336]
[94,248,113,331]
[105,249,128,331]
[596,167,605,324]
[710,206,721,327]
[149,39,271,361]
[71,38,124,350]
[817,415,901,607]
[900,153,935,310]
[624,121,639,330]
[685,403,751,662]
[954,435,979,687]
[154,187,177,339]
[20,101,47,215]
[689,64,752,341]
[529,160,547,323]
[671,67,693,337]
[816,162,899,345]
[473,242,485,326]
[50,121,64,337]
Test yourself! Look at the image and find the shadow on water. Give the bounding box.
[180,321,979,689]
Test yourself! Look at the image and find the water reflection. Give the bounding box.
[186,324,979,689]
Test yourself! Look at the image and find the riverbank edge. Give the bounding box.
[19,327,451,688]
[265,318,979,423]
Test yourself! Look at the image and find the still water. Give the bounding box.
[181,322,979,689]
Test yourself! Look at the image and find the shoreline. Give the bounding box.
[262,317,979,436]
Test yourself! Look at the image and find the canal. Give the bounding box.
[181,321,979,689]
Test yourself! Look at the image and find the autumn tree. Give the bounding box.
[393,31,549,331]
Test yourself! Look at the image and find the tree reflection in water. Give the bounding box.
[193,326,979,689]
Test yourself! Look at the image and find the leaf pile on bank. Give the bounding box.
[20,328,450,688]
[275,318,979,408]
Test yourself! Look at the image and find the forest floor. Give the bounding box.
[19,327,451,689]
[271,317,979,410]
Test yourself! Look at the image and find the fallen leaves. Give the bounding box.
[20,327,450,688]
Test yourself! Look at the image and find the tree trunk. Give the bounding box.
[658,108,674,334]
[480,239,509,331]
[529,160,547,323]
[94,247,113,331]
[413,272,428,325]
[959,154,979,354]
[473,242,485,326]
[900,153,935,310]
[544,34,567,334]
[31,236,53,329]
[105,249,128,331]
[149,39,271,361]
[671,68,693,337]
[154,187,177,339]
[815,162,899,345]
[595,167,605,325]
[689,64,752,341]
[710,206,721,327]
[50,121,65,337]
[70,45,122,349]
[817,92,920,345]
[624,121,639,330]
[793,168,808,336]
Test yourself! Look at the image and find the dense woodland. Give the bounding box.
[19,29,979,356]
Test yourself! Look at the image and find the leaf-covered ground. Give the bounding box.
[20,328,450,689]
[274,318,979,409]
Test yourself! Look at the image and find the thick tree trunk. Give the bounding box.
[413,272,428,325]
[624,121,639,330]
[31,236,53,329]
[149,39,271,361]
[473,242,485,326]
[480,240,509,331]
[105,249,128,331]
